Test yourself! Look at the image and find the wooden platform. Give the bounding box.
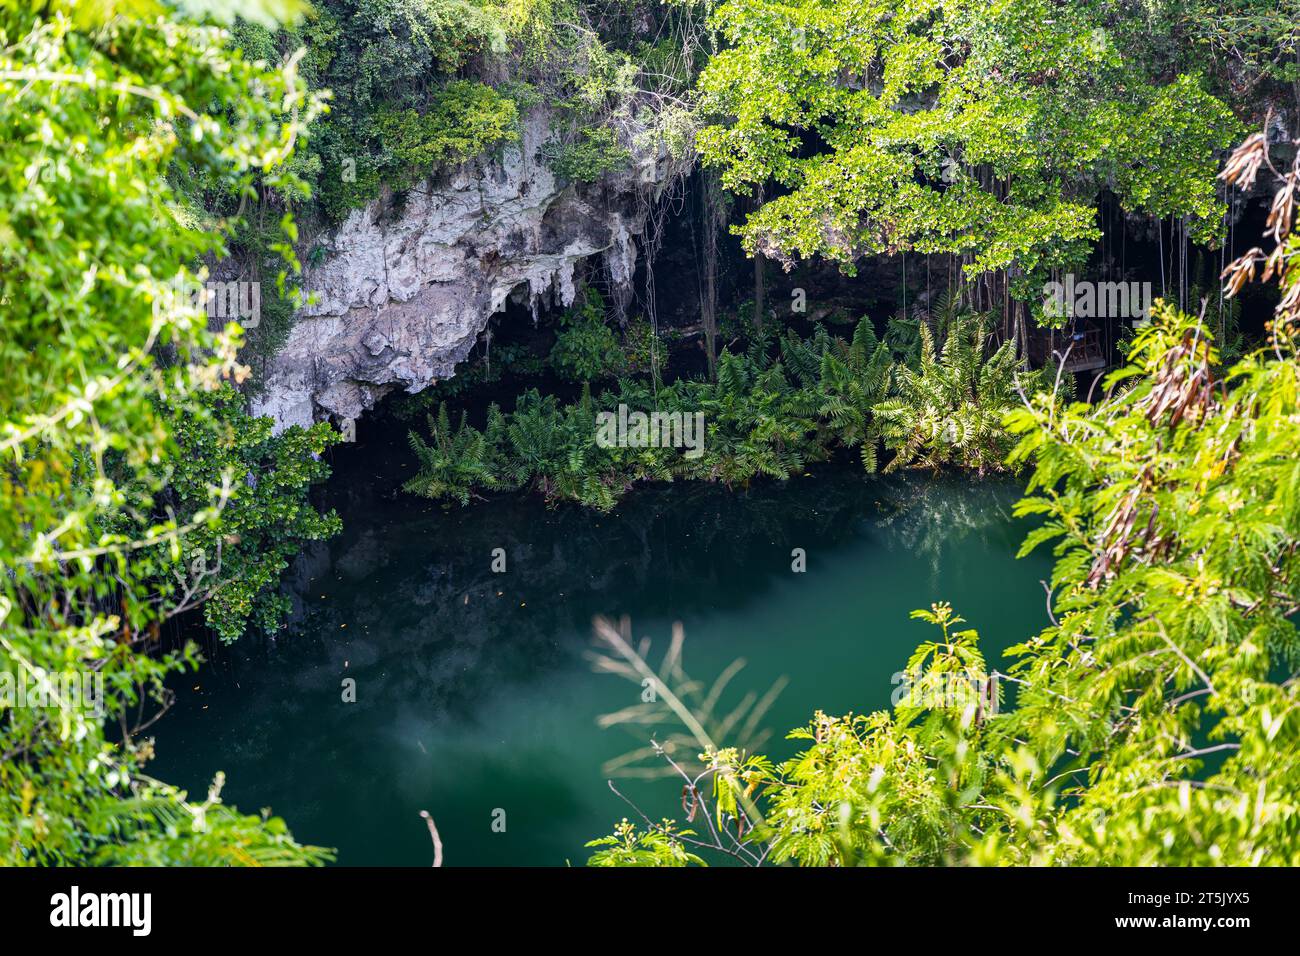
[1028,323,1109,373]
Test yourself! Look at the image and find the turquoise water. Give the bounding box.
[151,422,1052,865]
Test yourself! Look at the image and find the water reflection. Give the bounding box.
[150,420,1043,865]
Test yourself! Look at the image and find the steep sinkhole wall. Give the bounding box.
[253,107,671,432]
[251,107,1292,435]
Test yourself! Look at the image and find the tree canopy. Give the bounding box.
[695,0,1239,293]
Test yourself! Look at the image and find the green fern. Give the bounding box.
[403,403,502,504]
[875,310,1042,475]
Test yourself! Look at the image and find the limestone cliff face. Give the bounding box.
[253,109,668,430]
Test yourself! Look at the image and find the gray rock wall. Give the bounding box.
[253,108,668,430]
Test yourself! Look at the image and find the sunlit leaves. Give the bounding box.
[0,3,329,864]
[694,0,1239,278]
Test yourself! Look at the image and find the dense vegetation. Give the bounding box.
[586,133,1300,866]
[231,0,697,223]
[3,0,1299,868]
[0,0,335,864]
[404,298,1050,510]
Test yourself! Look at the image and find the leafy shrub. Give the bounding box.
[543,126,631,183]
[374,81,520,190]
[404,402,512,505]
[0,0,333,865]
[621,315,667,378]
[155,387,342,643]
[548,290,626,382]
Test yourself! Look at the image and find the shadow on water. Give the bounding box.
[151,413,1053,865]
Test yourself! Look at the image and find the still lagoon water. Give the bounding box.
[152,419,1052,865]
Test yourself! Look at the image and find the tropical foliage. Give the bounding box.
[694,0,1240,290]
[591,298,1300,866]
[236,0,699,222]
[405,307,1042,510]
[8,0,1298,875]
[405,401,515,505]
[0,1,333,865]
[148,386,342,644]
[586,132,1300,866]
[874,312,1037,475]
[548,290,629,383]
